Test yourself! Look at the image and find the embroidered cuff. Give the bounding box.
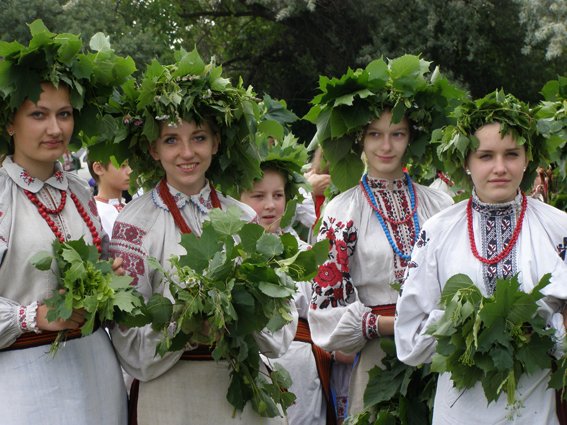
[362,311,380,340]
[18,301,41,334]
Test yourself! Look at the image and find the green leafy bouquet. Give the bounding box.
[146,207,329,417]
[345,338,436,425]
[428,273,557,409]
[31,238,144,354]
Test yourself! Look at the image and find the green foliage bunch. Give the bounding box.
[0,19,136,153]
[94,48,272,194]
[428,273,556,408]
[145,207,329,417]
[31,238,144,354]
[304,54,467,192]
[535,76,567,178]
[345,338,436,425]
[434,89,549,191]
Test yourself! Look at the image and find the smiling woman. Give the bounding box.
[0,20,135,425]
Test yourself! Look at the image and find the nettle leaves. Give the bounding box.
[31,238,144,355]
[145,207,328,417]
[305,54,466,192]
[427,273,555,409]
[0,19,135,152]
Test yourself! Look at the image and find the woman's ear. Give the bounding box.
[149,142,160,161]
[212,134,220,155]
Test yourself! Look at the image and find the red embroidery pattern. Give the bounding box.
[110,222,147,286]
[362,311,379,339]
[88,198,99,217]
[311,217,357,310]
[20,170,35,185]
[54,170,64,183]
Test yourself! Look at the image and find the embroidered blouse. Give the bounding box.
[0,156,108,347]
[308,175,453,353]
[109,181,298,381]
[395,192,567,424]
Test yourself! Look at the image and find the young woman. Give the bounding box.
[395,91,567,425]
[306,56,461,416]
[108,52,296,425]
[0,23,132,424]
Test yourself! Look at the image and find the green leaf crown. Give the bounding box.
[102,48,266,194]
[0,19,136,153]
[304,54,466,192]
[253,94,308,201]
[434,89,548,191]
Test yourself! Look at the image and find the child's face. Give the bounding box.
[150,120,219,196]
[240,169,286,232]
[102,162,132,192]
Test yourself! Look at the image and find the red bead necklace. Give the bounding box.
[466,193,527,265]
[158,178,222,234]
[24,189,102,253]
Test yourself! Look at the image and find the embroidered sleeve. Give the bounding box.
[110,221,148,288]
[311,217,357,310]
[17,301,40,334]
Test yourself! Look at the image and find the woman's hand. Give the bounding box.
[112,256,125,276]
[36,301,86,332]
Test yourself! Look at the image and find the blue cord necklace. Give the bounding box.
[360,172,420,261]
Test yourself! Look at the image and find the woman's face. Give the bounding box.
[8,83,74,179]
[363,110,410,180]
[240,169,286,232]
[466,122,528,204]
[150,119,219,196]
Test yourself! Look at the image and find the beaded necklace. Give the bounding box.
[467,193,527,265]
[158,178,222,234]
[24,189,102,253]
[360,173,420,260]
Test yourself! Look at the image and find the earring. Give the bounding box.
[523,167,526,172]
[7,129,14,136]
[465,169,471,175]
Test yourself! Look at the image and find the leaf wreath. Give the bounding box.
[0,19,136,154]
[434,89,551,191]
[304,54,467,192]
[89,48,277,196]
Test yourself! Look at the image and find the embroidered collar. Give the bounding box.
[471,190,523,217]
[152,180,213,215]
[366,175,407,191]
[3,156,69,193]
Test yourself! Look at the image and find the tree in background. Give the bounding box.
[1,0,564,142]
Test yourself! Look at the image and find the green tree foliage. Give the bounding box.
[1,0,564,139]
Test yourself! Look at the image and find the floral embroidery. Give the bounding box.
[110,222,148,286]
[314,262,342,288]
[54,170,64,183]
[335,396,348,420]
[112,221,146,245]
[311,216,358,310]
[362,311,379,339]
[20,170,35,185]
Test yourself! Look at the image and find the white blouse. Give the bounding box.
[109,181,297,424]
[0,156,126,425]
[395,193,567,424]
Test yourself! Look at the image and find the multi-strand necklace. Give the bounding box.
[360,173,419,261]
[158,178,222,234]
[25,189,102,253]
[467,193,527,265]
